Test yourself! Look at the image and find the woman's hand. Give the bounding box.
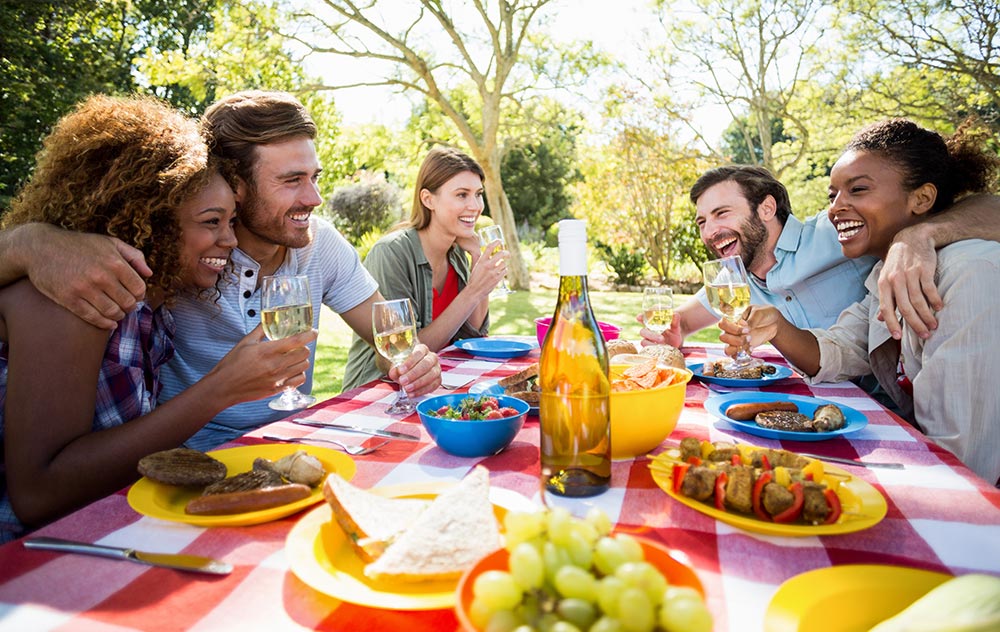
[206,324,318,406]
[466,238,508,298]
[390,343,441,396]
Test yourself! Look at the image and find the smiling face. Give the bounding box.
[694,180,771,274]
[828,150,933,260]
[235,137,322,256]
[176,171,238,289]
[421,170,485,239]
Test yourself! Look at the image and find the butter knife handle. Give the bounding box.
[24,537,131,561]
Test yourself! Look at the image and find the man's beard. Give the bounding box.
[238,188,312,249]
[708,211,768,273]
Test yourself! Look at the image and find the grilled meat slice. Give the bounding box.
[755,410,815,432]
[680,437,703,463]
[137,448,227,486]
[725,466,754,514]
[767,450,810,469]
[203,469,285,495]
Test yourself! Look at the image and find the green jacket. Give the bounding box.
[341,227,489,390]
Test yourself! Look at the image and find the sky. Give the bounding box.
[303,0,731,146]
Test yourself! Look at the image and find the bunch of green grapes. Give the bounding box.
[468,507,712,632]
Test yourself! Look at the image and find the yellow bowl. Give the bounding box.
[609,364,692,459]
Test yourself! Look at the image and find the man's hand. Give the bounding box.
[390,343,441,396]
[638,312,683,348]
[878,232,942,340]
[25,225,152,329]
[717,306,783,357]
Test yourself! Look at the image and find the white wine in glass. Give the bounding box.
[478,224,513,294]
[261,274,317,411]
[702,255,759,369]
[372,298,418,415]
[642,287,674,335]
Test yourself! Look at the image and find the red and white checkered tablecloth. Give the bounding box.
[1,342,997,632]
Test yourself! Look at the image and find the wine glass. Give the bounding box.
[701,255,760,369]
[642,287,674,335]
[478,224,514,294]
[372,298,419,415]
[261,274,317,411]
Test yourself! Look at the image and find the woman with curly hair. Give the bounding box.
[719,119,1000,484]
[0,95,316,542]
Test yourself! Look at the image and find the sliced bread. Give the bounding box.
[363,466,501,583]
[322,473,431,562]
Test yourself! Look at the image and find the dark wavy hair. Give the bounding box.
[845,118,999,212]
[689,164,792,224]
[404,146,485,230]
[3,94,213,302]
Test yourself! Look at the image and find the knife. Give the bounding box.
[798,453,904,469]
[24,537,233,575]
[292,419,421,442]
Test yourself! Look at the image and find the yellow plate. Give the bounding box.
[649,450,887,537]
[126,444,356,527]
[285,482,535,610]
[764,564,953,631]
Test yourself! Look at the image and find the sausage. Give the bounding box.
[184,483,312,515]
[725,401,798,421]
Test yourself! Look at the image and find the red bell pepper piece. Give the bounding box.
[714,472,728,511]
[672,463,691,495]
[822,488,842,525]
[771,482,804,523]
[730,453,742,466]
[752,471,773,521]
[760,454,772,471]
[686,456,702,466]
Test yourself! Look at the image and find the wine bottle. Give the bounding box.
[538,219,611,497]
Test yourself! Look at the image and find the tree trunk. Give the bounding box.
[479,155,530,290]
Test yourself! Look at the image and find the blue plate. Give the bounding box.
[469,378,539,416]
[686,360,794,387]
[704,392,868,442]
[454,338,537,359]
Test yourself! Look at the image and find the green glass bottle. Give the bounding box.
[538,219,611,497]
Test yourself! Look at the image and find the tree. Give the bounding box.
[841,0,1000,131]
[501,123,581,237]
[282,0,602,290]
[651,0,828,178]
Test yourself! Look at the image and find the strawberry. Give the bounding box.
[498,407,519,417]
[484,410,504,420]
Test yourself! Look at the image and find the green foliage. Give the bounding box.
[323,172,403,245]
[721,115,793,165]
[594,241,647,287]
[355,228,385,262]
[501,126,581,233]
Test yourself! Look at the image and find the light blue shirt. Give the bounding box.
[697,212,876,329]
[160,216,379,450]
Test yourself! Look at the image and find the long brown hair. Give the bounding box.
[4,94,213,301]
[403,146,485,230]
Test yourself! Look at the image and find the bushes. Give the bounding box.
[323,171,403,244]
[594,241,646,287]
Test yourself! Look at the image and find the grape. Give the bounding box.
[504,511,546,549]
[585,506,612,536]
[485,609,523,632]
[473,570,522,611]
[509,542,544,590]
[597,575,626,618]
[554,564,598,601]
[542,541,572,584]
[547,508,574,547]
[590,616,624,632]
[594,537,628,575]
[556,598,597,630]
[615,561,667,605]
[469,597,497,630]
[564,528,594,568]
[549,622,582,632]
[658,587,713,632]
[614,533,644,562]
[617,587,655,632]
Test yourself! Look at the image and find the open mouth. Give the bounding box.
[834,219,865,241]
[713,236,738,257]
[288,211,311,225]
[200,256,229,272]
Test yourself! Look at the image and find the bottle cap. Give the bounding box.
[558,219,588,276]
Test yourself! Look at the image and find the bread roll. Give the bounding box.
[606,339,638,358]
[639,344,685,369]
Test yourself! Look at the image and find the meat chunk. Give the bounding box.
[680,437,702,463]
[680,466,718,501]
[761,482,794,517]
[755,410,814,432]
[801,481,831,524]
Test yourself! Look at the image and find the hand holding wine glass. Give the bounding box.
[261,274,317,411]
[373,298,419,415]
[477,224,513,294]
[702,255,760,369]
[641,287,674,335]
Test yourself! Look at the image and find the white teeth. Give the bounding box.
[289,212,310,221]
[835,219,864,240]
[715,237,736,250]
[201,257,228,267]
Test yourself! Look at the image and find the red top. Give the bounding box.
[432,264,459,319]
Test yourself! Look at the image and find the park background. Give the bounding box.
[3,0,997,399]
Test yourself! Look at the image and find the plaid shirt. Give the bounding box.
[0,302,175,542]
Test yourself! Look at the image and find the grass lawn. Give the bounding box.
[312,290,720,401]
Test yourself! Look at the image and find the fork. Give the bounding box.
[262,435,389,456]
